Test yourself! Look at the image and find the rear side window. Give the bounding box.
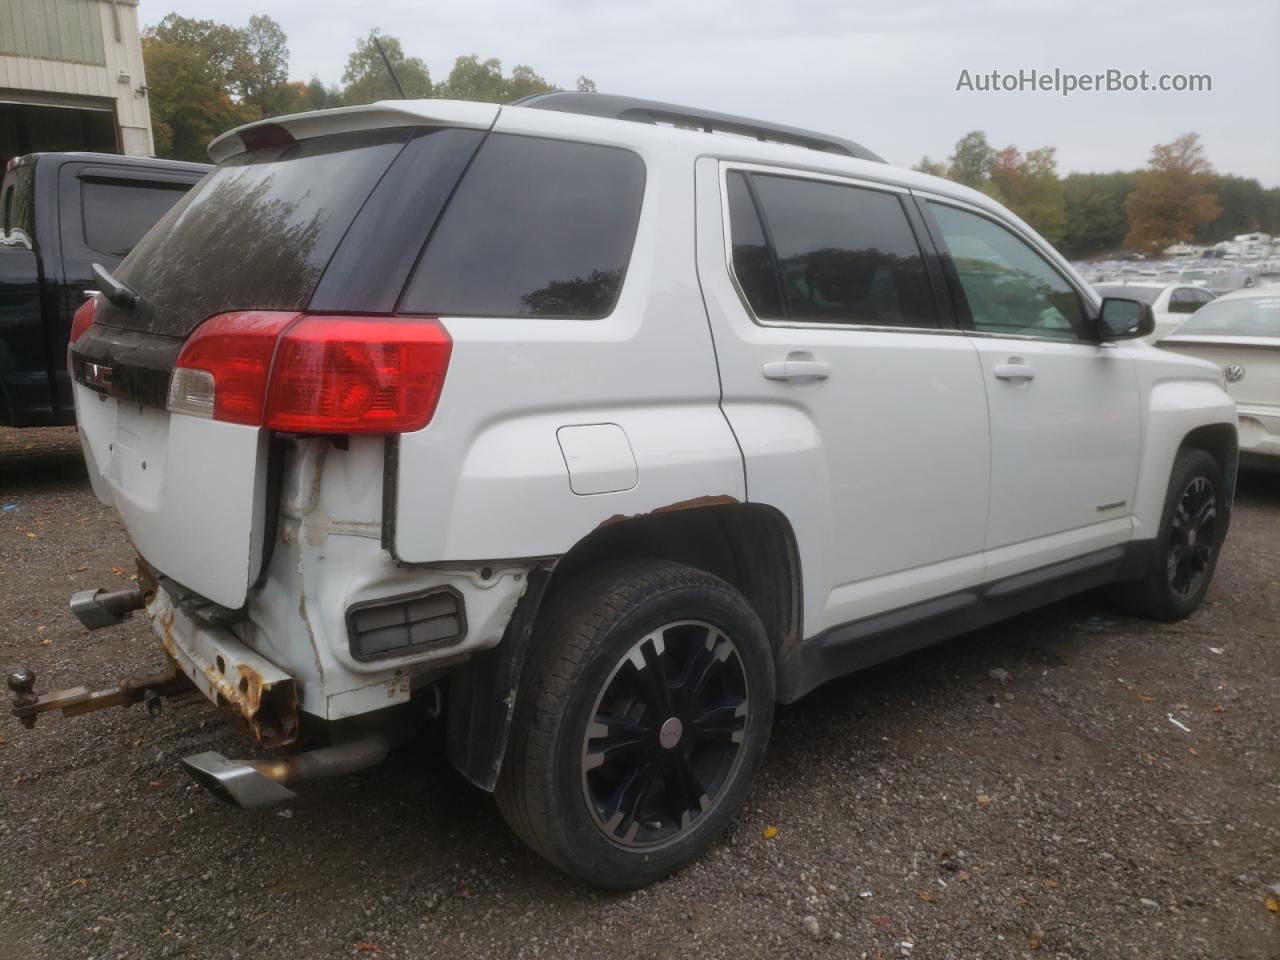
[81,179,190,258]
[400,134,645,318]
[114,129,411,337]
[734,172,937,328]
[726,172,784,319]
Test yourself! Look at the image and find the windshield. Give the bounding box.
[110,129,412,337]
[1172,293,1280,338]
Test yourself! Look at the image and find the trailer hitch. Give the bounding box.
[7,666,195,730]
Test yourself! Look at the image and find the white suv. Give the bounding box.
[24,93,1239,887]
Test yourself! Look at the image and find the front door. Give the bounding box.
[922,199,1142,579]
[696,160,992,635]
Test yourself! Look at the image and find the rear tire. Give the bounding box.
[495,558,774,889]
[1113,448,1225,621]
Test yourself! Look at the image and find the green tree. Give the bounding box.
[147,14,244,87]
[1059,171,1138,258]
[341,30,432,105]
[233,15,290,117]
[437,55,556,102]
[912,156,947,176]
[1195,174,1270,242]
[1124,133,1220,254]
[576,76,598,93]
[143,33,254,161]
[947,131,995,189]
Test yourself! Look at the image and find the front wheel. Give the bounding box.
[495,559,775,888]
[1114,448,1226,621]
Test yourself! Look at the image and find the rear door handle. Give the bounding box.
[993,361,1036,382]
[762,359,831,381]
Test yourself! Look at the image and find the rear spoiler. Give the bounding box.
[207,100,501,163]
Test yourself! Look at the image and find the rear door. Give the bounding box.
[696,161,991,635]
[921,198,1142,579]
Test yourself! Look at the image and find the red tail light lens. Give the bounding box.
[264,316,452,434]
[168,312,451,434]
[171,311,300,424]
[70,297,97,345]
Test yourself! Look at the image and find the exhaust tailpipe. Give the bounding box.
[70,587,146,630]
[181,733,391,809]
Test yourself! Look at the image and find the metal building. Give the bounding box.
[0,0,155,167]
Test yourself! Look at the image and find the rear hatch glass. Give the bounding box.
[107,128,411,338]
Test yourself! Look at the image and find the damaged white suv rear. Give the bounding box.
[10,93,1239,888]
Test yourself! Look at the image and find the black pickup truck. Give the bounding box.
[0,152,208,427]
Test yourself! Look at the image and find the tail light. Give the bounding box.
[70,297,97,345]
[169,312,452,434]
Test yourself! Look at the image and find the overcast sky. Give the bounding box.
[142,0,1279,185]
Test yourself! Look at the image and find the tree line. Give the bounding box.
[914,132,1280,258]
[142,16,595,163]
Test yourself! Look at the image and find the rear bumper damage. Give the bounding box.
[148,585,301,748]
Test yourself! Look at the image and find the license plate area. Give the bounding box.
[73,382,269,609]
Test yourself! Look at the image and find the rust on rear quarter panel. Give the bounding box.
[595,494,740,530]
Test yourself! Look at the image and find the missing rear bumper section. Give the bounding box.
[147,586,300,748]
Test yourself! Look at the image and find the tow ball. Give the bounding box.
[7,666,195,730]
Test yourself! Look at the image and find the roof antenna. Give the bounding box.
[372,36,407,98]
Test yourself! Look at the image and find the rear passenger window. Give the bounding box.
[726,172,784,319]
[81,179,190,258]
[400,135,645,318]
[736,173,937,328]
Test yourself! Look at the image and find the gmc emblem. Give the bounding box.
[84,361,113,391]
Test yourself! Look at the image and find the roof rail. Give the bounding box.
[510,92,884,163]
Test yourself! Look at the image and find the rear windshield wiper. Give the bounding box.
[91,262,143,312]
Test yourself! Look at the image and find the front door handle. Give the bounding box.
[762,359,831,381]
[993,361,1036,382]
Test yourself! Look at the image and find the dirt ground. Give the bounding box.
[1,426,1277,960]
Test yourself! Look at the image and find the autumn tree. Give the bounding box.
[341,30,432,105]
[987,145,1065,243]
[1124,133,1220,254]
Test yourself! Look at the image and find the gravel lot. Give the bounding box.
[1,426,1277,960]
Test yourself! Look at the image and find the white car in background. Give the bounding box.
[1161,284,1280,468]
[1093,281,1217,343]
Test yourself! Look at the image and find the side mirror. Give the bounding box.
[1096,297,1155,341]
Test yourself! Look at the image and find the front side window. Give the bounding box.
[400,135,645,318]
[735,173,937,328]
[930,202,1086,340]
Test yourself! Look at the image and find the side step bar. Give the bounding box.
[181,734,391,809]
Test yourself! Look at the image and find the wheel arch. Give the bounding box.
[445,502,803,792]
